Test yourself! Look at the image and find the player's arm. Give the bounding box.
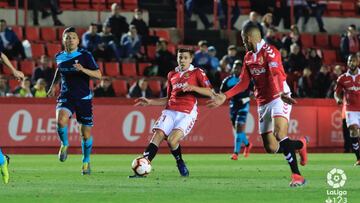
[73,63,102,79]
[135,97,168,106]
[334,78,344,104]
[47,67,60,97]
[0,52,24,80]
[182,69,214,97]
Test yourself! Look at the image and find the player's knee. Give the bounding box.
[264,145,278,153]
[151,130,165,145]
[167,138,179,149]
[57,117,68,128]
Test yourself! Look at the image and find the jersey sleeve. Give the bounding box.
[196,68,212,88]
[334,76,344,95]
[84,52,99,70]
[265,46,287,93]
[224,63,250,99]
[220,77,230,93]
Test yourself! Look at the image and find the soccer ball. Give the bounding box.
[131,157,152,176]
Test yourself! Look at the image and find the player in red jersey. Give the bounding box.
[207,24,308,187]
[132,48,213,177]
[334,54,360,166]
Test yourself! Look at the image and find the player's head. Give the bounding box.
[347,54,358,72]
[241,24,262,52]
[177,48,194,70]
[62,27,79,52]
[231,60,242,76]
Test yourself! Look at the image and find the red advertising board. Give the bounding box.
[0,98,343,149]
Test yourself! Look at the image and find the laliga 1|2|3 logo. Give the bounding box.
[325,168,348,203]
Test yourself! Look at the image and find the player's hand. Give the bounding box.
[336,98,343,105]
[182,83,196,92]
[206,92,226,108]
[134,97,151,106]
[73,63,84,72]
[280,93,297,105]
[12,70,25,81]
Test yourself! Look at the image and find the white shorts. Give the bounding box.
[152,107,198,137]
[257,97,292,134]
[345,111,360,127]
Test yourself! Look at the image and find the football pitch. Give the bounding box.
[1,154,359,203]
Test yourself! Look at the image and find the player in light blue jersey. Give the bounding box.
[0,51,25,183]
[48,27,102,175]
[220,60,253,160]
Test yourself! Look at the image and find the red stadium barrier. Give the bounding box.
[0,98,344,153]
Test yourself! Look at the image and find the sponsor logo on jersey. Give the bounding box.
[258,56,264,65]
[269,62,278,68]
[346,86,360,91]
[250,67,266,75]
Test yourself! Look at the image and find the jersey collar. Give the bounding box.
[255,39,266,54]
[345,68,359,77]
[175,64,194,73]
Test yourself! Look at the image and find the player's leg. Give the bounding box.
[143,110,174,162]
[237,104,252,158]
[79,125,93,175]
[230,109,240,160]
[0,148,9,184]
[167,129,189,177]
[273,117,306,187]
[56,104,72,162]
[346,111,360,165]
[143,130,166,161]
[76,100,94,175]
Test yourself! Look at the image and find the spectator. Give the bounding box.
[14,77,33,97]
[0,19,26,59]
[222,45,239,68]
[208,46,220,72]
[242,11,264,37]
[94,77,115,97]
[105,3,129,45]
[120,25,142,59]
[326,65,343,98]
[213,58,231,90]
[99,23,118,61]
[304,0,327,32]
[250,0,276,15]
[219,0,240,29]
[0,74,9,96]
[30,0,64,26]
[194,40,212,72]
[128,78,153,98]
[340,25,360,62]
[82,22,104,60]
[314,65,331,98]
[264,27,282,50]
[185,0,212,29]
[155,38,176,78]
[261,13,274,35]
[288,43,307,73]
[273,0,291,29]
[280,48,291,73]
[31,78,47,98]
[287,0,309,31]
[31,55,55,90]
[130,8,150,45]
[282,25,302,53]
[306,48,322,75]
[297,68,313,97]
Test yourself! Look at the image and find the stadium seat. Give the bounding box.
[122,0,138,10]
[47,43,62,58]
[112,79,128,96]
[11,26,23,40]
[57,27,66,40]
[20,60,36,76]
[0,1,9,8]
[59,0,74,10]
[148,80,162,97]
[168,43,176,54]
[41,27,57,42]
[300,33,314,48]
[138,62,152,76]
[31,43,45,58]
[77,27,88,38]
[327,1,341,16]
[2,60,17,75]
[330,34,341,49]
[75,0,92,10]
[8,79,19,91]
[314,34,329,48]
[154,29,171,42]
[104,62,120,76]
[146,45,157,60]
[322,49,337,65]
[121,62,137,77]
[96,61,104,73]
[25,27,40,42]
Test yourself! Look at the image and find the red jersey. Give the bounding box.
[166,64,212,113]
[335,69,360,111]
[225,40,288,106]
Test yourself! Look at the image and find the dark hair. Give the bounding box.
[63,27,76,36]
[242,24,260,36]
[177,48,194,56]
[0,19,5,23]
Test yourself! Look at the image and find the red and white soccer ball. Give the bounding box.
[131,157,152,176]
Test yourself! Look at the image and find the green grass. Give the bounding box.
[1,154,359,203]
